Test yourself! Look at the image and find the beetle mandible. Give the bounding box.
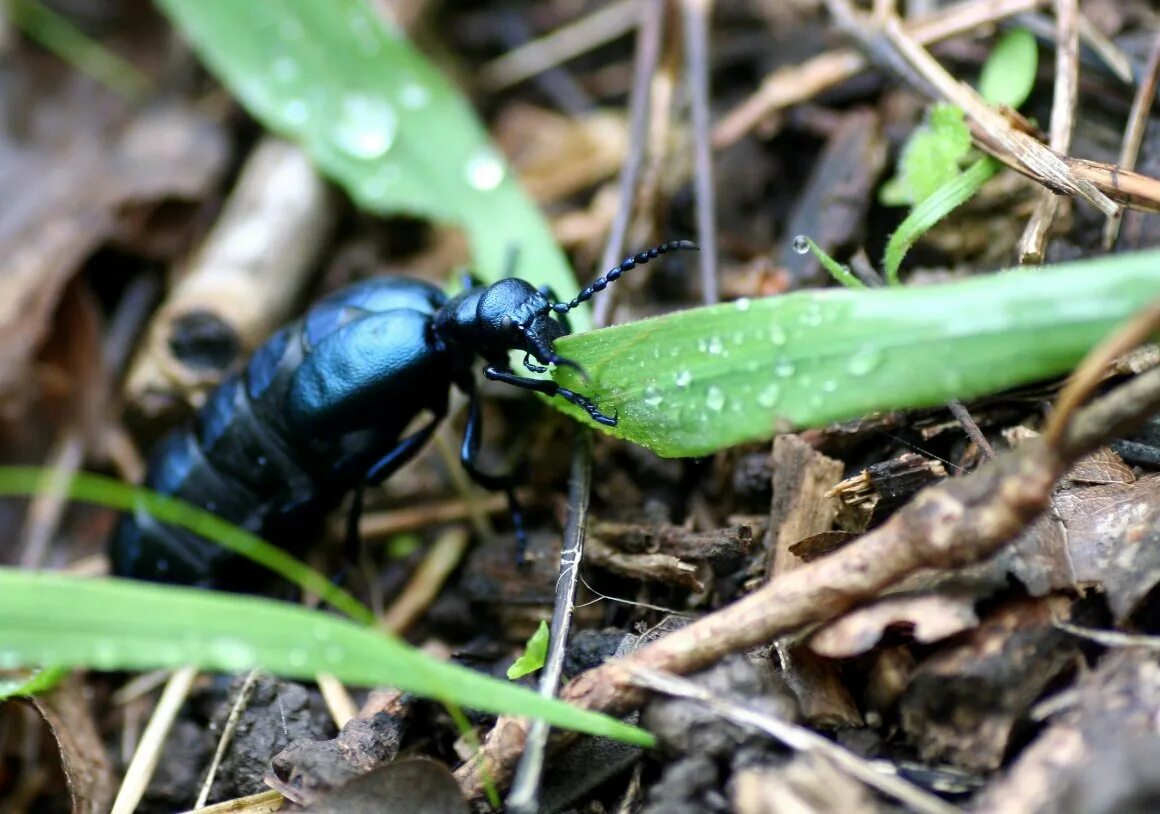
[110,240,698,589]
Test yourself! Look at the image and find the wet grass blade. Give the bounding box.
[0,569,655,747]
[0,468,374,625]
[552,250,1160,457]
[155,0,585,328]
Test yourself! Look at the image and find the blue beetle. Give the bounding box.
[110,241,697,588]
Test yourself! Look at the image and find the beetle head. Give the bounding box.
[475,278,583,375]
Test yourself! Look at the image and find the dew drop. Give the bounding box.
[0,651,19,669]
[288,648,309,668]
[705,386,726,412]
[465,147,506,191]
[774,358,796,378]
[675,369,693,387]
[91,640,120,668]
[282,99,310,126]
[212,638,257,670]
[272,57,299,82]
[325,645,346,664]
[334,93,398,160]
[769,324,787,346]
[792,235,811,254]
[706,336,724,355]
[361,164,401,203]
[799,305,823,327]
[757,383,781,408]
[399,83,431,110]
[279,18,304,41]
[735,297,751,312]
[846,345,883,377]
[822,379,838,393]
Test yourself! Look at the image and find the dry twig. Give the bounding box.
[1017,0,1080,263]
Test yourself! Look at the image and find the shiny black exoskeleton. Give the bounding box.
[110,241,697,589]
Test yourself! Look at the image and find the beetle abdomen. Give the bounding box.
[111,277,454,588]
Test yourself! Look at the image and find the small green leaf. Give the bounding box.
[0,666,70,700]
[155,0,586,329]
[979,28,1039,108]
[507,621,550,680]
[0,569,654,747]
[884,156,1001,284]
[550,249,1160,457]
[880,104,972,206]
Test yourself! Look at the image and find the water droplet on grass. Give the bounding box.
[846,345,883,376]
[757,383,781,408]
[334,93,398,160]
[465,148,506,190]
[792,235,811,254]
[706,386,726,412]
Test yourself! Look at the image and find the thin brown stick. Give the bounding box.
[713,0,1045,148]
[1043,300,1160,448]
[946,399,996,460]
[592,0,666,329]
[628,666,961,814]
[478,0,639,91]
[880,13,1115,215]
[379,526,470,635]
[1018,0,1079,263]
[683,0,719,304]
[1103,32,1160,249]
[352,493,508,540]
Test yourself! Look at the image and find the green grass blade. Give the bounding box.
[154,0,585,329]
[0,569,655,747]
[0,468,374,625]
[797,237,867,290]
[8,0,151,100]
[551,249,1160,457]
[884,156,1000,285]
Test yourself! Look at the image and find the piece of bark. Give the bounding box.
[28,673,115,814]
[300,758,467,814]
[828,453,948,533]
[767,435,859,726]
[267,689,409,806]
[591,520,755,563]
[979,648,1160,814]
[731,754,881,814]
[585,535,703,591]
[899,595,1078,772]
[809,593,979,659]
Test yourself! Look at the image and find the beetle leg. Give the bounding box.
[338,416,443,570]
[458,377,530,562]
[484,366,617,426]
[522,352,548,374]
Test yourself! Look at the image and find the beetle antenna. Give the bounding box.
[548,240,698,315]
